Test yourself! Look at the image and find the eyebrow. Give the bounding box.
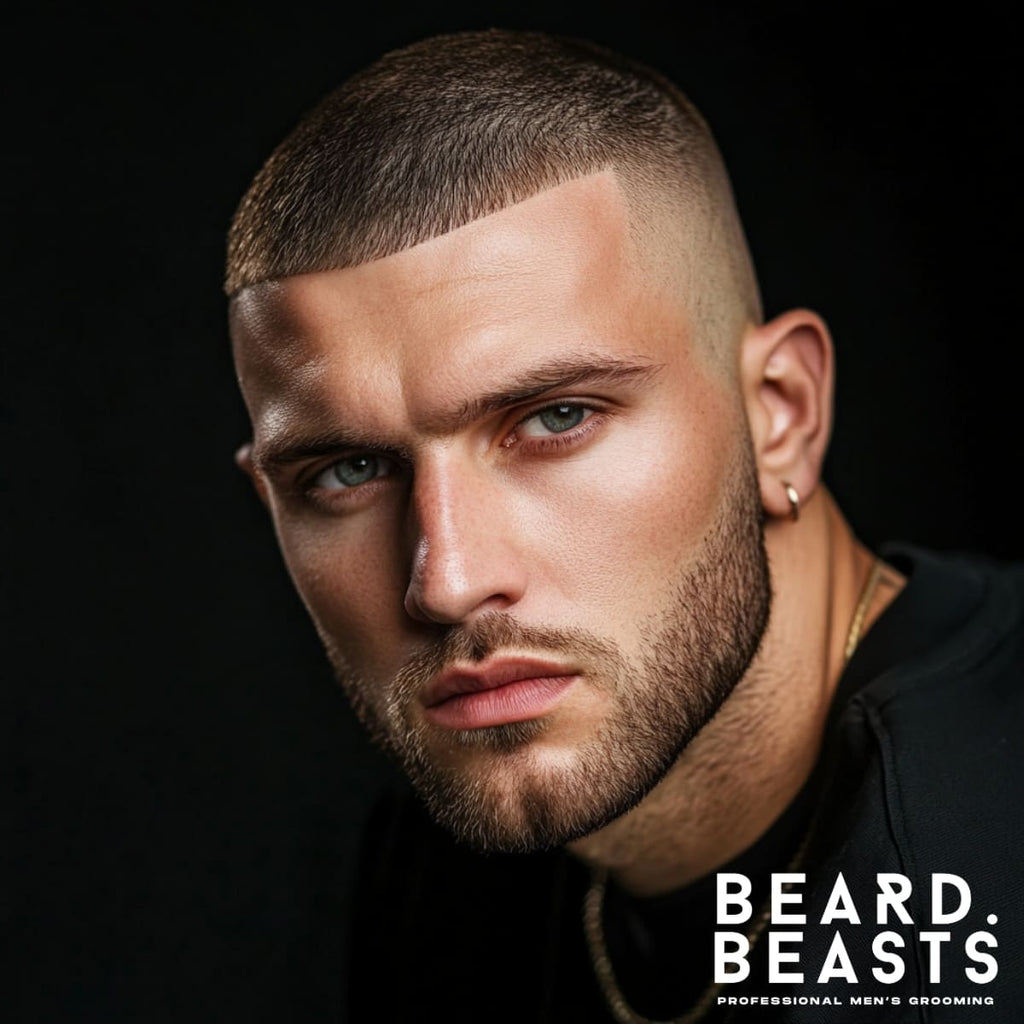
[441,355,662,434]
[254,354,663,472]
[254,426,411,473]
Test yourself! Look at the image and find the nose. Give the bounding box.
[403,455,528,625]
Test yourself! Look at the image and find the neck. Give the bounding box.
[566,488,903,896]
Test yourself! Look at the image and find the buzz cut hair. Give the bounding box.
[225,28,758,327]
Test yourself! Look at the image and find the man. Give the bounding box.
[226,30,1023,1023]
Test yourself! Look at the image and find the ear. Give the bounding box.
[739,309,834,520]
[234,441,271,508]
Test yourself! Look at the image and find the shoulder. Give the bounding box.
[862,543,1024,713]
[842,544,1024,849]
[816,544,1024,1019]
[829,544,1024,806]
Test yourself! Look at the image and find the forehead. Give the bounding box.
[231,172,691,443]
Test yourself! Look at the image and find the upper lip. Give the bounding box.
[423,657,577,708]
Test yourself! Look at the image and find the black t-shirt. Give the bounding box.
[348,546,1024,1022]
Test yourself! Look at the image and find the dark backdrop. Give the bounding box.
[7,2,1021,1020]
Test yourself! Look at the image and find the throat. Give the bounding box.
[566,648,825,896]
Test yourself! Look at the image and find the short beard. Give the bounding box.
[328,447,771,854]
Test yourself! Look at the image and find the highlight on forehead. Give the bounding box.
[225,29,730,297]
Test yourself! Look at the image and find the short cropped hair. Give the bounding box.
[225,28,753,311]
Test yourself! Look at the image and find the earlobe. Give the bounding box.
[739,309,834,521]
[235,441,271,507]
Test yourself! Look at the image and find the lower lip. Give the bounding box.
[424,675,577,730]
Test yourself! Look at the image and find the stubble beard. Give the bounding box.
[327,449,771,854]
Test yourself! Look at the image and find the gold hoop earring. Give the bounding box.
[783,480,800,522]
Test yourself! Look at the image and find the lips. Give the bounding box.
[422,657,578,730]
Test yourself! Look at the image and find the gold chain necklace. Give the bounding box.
[583,556,884,1024]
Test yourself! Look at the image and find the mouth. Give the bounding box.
[422,656,579,730]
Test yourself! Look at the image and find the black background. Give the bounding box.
[7,2,1022,1020]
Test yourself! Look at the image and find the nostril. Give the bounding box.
[403,582,435,624]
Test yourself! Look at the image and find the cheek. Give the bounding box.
[271,505,410,674]
[516,390,741,624]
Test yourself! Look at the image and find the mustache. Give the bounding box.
[388,613,622,706]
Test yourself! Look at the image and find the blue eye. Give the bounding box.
[520,404,592,437]
[314,454,393,489]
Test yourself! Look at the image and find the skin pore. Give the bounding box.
[231,170,904,897]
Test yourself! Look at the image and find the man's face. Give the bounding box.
[231,172,770,852]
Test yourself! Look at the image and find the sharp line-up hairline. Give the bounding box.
[228,164,658,300]
[252,354,665,474]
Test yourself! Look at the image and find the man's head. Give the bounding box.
[227,31,833,853]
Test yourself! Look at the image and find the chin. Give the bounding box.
[401,723,685,854]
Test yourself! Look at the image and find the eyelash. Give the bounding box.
[503,402,605,452]
[304,456,390,492]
